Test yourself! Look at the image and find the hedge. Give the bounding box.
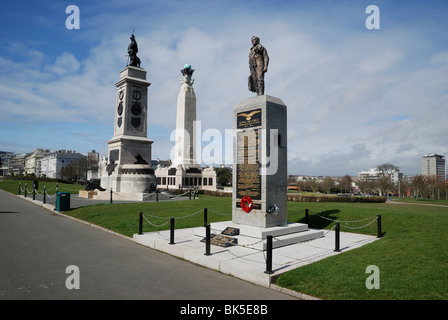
[201,190,386,203]
[287,194,386,203]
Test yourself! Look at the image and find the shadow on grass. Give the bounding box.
[291,209,340,229]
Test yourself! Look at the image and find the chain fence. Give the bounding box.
[139,206,383,273]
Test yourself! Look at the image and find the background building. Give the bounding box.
[7,153,27,176]
[25,148,50,176]
[422,154,446,182]
[86,150,100,180]
[358,168,403,183]
[0,151,15,176]
[40,150,85,179]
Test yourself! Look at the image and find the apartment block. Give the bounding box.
[422,154,446,182]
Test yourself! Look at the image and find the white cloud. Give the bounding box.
[45,52,81,75]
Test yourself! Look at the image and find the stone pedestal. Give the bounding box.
[100,66,157,195]
[232,95,287,228]
[78,191,97,199]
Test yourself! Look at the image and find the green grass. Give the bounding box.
[281,201,448,300]
[64,195,233,237]
[2,180,447,300]
[0,179,84,195]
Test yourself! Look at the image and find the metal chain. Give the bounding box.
[288,209,306,215]
[142,209,203,222]
[142,191,157,198]
[141,213,170,227]
[316,214,377,224]
[175,209,203,219]
[339,216,379,230]
[45,190,56,198]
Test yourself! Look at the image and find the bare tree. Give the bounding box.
[376,163,400,196]
[321,176,336,194]
[412,175,426,199]
[339,175,353,193]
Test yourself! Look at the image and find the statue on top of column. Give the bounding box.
[248,36,269,96]
[128,34,141,68]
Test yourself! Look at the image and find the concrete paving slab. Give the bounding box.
[132,222,379,288]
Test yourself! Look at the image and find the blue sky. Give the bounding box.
[1,0,447,176]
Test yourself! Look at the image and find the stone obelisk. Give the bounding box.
[172,64,200,169]
[155,64,216,191]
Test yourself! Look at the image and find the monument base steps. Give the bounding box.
[195,221,324,251]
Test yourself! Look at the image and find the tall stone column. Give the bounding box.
[172,64,200,169]
[100,66,157,194]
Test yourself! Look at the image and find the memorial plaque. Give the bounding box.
[236,129,261,200]
[201,234,238,247]
[109,149,119,163]
[221,227,240,236]
[237,108,261,129]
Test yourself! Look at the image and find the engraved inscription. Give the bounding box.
[236,129,261,200]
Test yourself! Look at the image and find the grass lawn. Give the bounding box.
[64,195,234,238]
[0,179,84,195]
[282,201,448,300]
[1,180,447,300]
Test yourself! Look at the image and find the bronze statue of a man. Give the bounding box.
[248,36,269,95]
[128,34,141,68]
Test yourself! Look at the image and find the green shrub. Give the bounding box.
[287,194,385,203]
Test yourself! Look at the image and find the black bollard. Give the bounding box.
[156,188,159,202]
[110,188,113,204]
[305,208,309,225]
[138,212,143,235]
[18,183,21,196]
[169,218,175,244]
[377,215,382,238]
[203,208,208,227]
[24,183,27,198]
[43,186,46,204]
[33,185,36,200]
[334,223,341,252]
[205,224,211,256]
[265,235,274,274]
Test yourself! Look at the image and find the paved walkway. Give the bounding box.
[2,191,296,300]
[386,199,448,207]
